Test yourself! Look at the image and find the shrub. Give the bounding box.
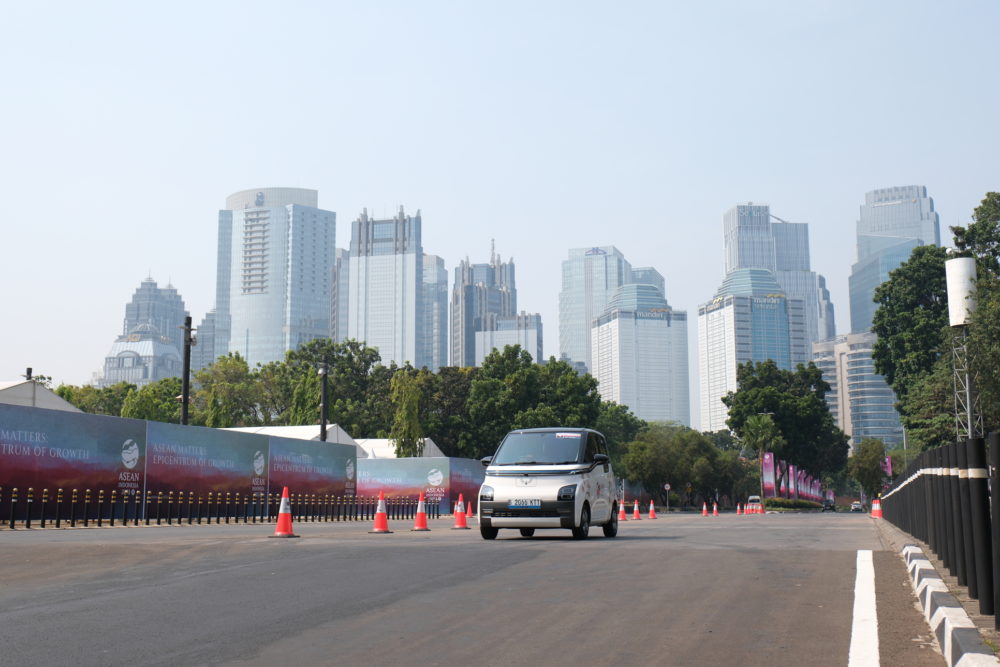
[764,497,822,510]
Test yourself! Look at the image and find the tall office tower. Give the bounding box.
[99,277,188,388]
[559,246,632,372]
[816,276,836,341]
[450,245,516,367]
[631,267,665,296]
[475,312,544,365]
[698,269,807,432]
[122,277,189,346]
[331,248,350,342]
[812,332,902,448]
[849,186,940,333]
[770,220,832,345]
[724,204,775,273]
[592,284,689,425]
[347,206,424,367]
[191,310,217,371]
[215,188,335,368]
[422,254,448,370]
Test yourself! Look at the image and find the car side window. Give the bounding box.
[584,434,598,462]
[596,435,608,456]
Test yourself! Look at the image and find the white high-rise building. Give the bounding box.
[422,254,448,371]
[347,207,424,367]
[474,312,543,365]
[559,246,632,372]
[215,188,335,368]
[591,283,689,424]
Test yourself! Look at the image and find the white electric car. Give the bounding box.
[477,427,618,540]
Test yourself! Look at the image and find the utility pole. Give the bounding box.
[318,363,329,442]
[180,316,196,426]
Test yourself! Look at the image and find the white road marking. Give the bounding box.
[849,549,879,666]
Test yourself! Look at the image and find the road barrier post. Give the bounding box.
[967,437,992,614]
[958,440,977,597]
[108,490,116,527]
[55,488,63,528]
[949,444,967,584]
[8,488,17,529]
[990,432,1000,629]
[83,489,91,528]
[40,489,48,528]
[25,488,33,529]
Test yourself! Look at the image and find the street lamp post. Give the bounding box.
[318,363,328,442]
[180,316,195,426]
[757,412,774,504]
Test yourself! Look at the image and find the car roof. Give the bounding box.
[506,427,600,435]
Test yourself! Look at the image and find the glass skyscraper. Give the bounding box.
[214,188,336,368]
[698,269,808,432]
[848,185,939,333]
[592,282,689,425]
[347,206,425,368]
[559,246,632,372]
[450,245,516,367]
[422,254,448,371]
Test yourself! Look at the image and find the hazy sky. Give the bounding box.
[2,1,997,425]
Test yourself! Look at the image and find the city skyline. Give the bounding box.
[3,3,997,433]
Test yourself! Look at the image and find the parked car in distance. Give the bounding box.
[850,501,863,512]
[822,499,836,512]
[746,494,761,506]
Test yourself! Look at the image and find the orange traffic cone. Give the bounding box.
[466,497,475,520]
[269,486,299,538]
[871,498,883,519]
[369,490,393,533]
[618,501,628,522]
[712,502,719,517]
[632,499,642,520]
[411,491,431,531]
[702,502,708,517]
[452,494,470,529]
[736,503,742,515]
[758,502,765,515]
[648,500,657,519]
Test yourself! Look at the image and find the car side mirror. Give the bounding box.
[481,456,493,467]
[594,453,609,464]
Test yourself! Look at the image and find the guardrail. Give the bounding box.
[0,488,439,529]
[880,435,996,626]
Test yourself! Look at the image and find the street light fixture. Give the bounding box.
[318,363,329,442]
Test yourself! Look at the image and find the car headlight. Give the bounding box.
[557,484,577,501]
[480,485,494,502]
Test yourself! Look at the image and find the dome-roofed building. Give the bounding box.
[98,323,182,388]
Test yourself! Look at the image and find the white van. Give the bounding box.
[477,427,618,540]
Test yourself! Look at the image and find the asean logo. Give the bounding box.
[427,468,444,487]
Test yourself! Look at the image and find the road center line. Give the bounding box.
[849,549,879,667]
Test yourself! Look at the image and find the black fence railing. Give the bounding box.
[880,435,997,627]
[0,488,440,529]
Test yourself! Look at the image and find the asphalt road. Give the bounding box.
[0,512,942,666]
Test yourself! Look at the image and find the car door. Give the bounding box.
[585,432,611,522]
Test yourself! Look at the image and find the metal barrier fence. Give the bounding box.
[0,488,440,529]
[880,434,997,627]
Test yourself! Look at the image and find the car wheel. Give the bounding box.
[519,528,535,538]
[572,505,590,540]
[480,524,498,540]
[603,504,618,538]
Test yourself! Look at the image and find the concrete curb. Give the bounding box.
[901,544,998,666]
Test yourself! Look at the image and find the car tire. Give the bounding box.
[519,528,535,538]
[603,504,618,538]
[572,505,590,540]
[480,524,498,540]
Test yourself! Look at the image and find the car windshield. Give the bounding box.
[492,432,583,465]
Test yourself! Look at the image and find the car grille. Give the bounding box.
[491,509,561,518]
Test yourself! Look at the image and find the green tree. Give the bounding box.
[848,438,888,499]
[595,402,646,471]
[192,353,259,427]
[738,413,786,461]
[419,366,477,457]
[871,245,950,404]
[897,351,956,450]
[120,377,183,423]
[56,382,136,416]
[389,370,424,456]
[952,192,1000,278]
[723,360,848,485]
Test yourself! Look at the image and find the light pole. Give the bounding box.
[180,316,196,425]
[757,411,774,503]
[318,363,328,442]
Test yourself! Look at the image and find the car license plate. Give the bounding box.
[508,498,541,509]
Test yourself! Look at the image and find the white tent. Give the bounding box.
[224,424,357,447]
[0,381,81,413]
[353,438,446,459]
